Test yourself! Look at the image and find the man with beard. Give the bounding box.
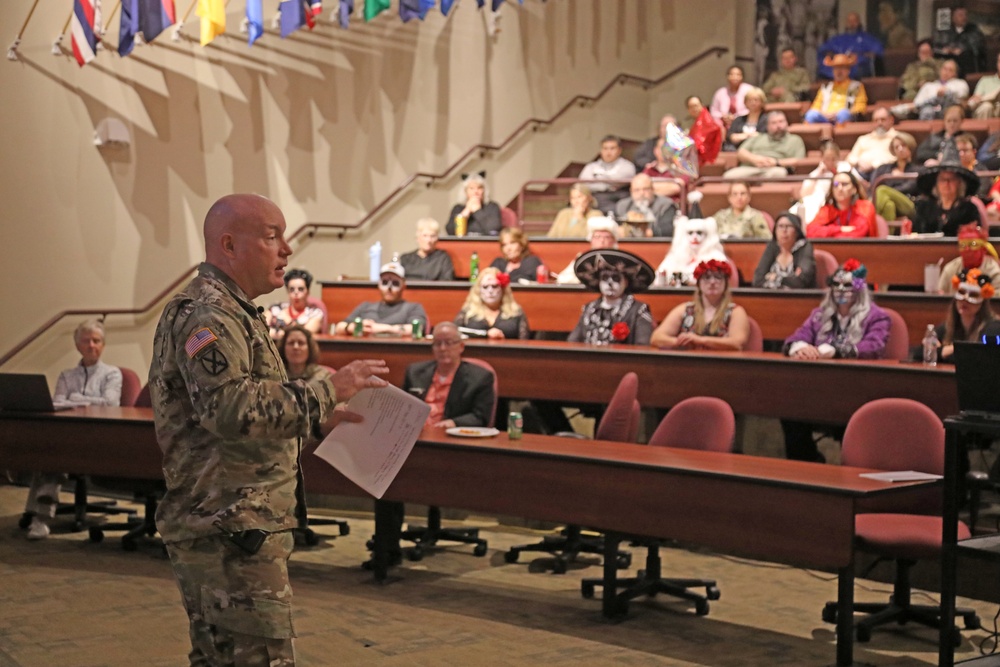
[724,111,806,179]
[333,261,428,336]
[614,173,678,238]
[846,107,898,177]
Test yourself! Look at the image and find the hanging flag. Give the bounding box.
[138,0,176,43]
[440,0,456,16]
[246,0,264,44]
[338,0,354,28]
[364,0,390,22]
[399,0,434,22]
[72,0,102,67]
[196,0,225,46]
[119,0,139,56]
[279,0,315,37]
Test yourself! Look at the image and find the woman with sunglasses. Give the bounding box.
[651,259,749,351]
[454,267,531,340]
[931,269,997,363]
[806,171,876,238]
[267,268,325,340]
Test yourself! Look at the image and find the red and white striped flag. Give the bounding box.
[71,0,102,67]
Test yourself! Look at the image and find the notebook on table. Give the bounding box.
[953,342,1000,421]
[0,373,81,412]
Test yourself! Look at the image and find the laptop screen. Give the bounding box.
[0,373,62,412]
[953,342,1000,417]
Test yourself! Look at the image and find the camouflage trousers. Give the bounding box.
[165,531,296,667]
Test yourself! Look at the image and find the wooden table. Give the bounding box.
[0,407,937,667]
[321,282,952,347]
[434,237,959,288]
[317,337,958,423]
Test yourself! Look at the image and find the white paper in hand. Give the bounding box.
[312,385,430,498]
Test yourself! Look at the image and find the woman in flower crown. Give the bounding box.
[454,267,530,340]
[567,248,656,345]
[651,259,749,350]
[781,258,891,461]
[931,268,997,363]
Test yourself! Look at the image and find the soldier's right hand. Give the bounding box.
[330,359,390,403]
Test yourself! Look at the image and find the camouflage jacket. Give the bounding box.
[150,263,339,543]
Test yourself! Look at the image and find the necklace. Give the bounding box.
[288,303,305,321]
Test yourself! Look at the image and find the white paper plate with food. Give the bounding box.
[445,426,500,438]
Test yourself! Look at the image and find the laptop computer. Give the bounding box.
[0,373,79,412]
[953,342,1000,420]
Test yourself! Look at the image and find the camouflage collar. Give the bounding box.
[198,262,261,318]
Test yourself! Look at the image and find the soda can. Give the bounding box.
[412,319,423,339]
[353,317,363,337]
[536,264,548,283]
[507,411,523,440]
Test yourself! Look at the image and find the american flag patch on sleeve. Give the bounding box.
[185,328,218,358]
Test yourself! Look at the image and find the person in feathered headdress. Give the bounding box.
[650,259,750,351]
[939,225,1000,293]
[931,267,998,363]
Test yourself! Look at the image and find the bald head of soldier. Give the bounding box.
[203,194,292,300]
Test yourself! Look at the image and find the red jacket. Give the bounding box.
[689,109,722,167]
[806,199,876,238]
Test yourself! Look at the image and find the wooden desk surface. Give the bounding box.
[434,237,958,287]
[321,282,952,347]
[317,337,958,423]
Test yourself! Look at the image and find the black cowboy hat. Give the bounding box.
[916,162,981,197]
[573,248,655,293]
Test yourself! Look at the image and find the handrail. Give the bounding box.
[515,177,689,220]
[1,46,729,367]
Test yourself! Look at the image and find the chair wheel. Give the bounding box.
[473,543,488,557]
[706,586,720,601]
[339,524,350,536]
[552,558,567,574]
[952,627,963,647]
[616,553,631,569]
[365,538,375,551]
[821,604,837,624]
[407,547,423,561]
[581,582,595,599]
[302,529,319,547]
[122,537,138,552]
[504,549,519,563]
[72,520,86,532]
[89,527,104,543]
[856,626,871,643]
[695,600,710,616]
[963,613,981,630]
[18,513,33,530]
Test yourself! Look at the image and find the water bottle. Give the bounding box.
[470,251,479,282]
[368,241,382,282]
[922,324,939,367]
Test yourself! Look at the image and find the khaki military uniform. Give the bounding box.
[762,67,812,103]
[151,262,340,667]
[900,59,940,102]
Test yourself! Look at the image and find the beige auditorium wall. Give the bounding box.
[0,0,739,381]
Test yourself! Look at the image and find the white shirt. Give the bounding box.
[578,157,636,192]
[53,360,122,405]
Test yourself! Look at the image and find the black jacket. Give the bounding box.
[403,360,496,427]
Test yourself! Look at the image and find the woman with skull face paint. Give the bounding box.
[930,268,997,363]
[651,259,749,350]
[781,259,891,461]
[454,267,531,340]
[567,249,656,345]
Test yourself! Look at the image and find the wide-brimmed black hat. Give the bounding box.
[573,249,655,293]
[916,162,981,197]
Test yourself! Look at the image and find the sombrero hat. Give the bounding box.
[916,162,981,197]
[573,249,655,293]
[823,53,858,68]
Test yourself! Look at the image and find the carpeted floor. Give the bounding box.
[1,484,1000,667]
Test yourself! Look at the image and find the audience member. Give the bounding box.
[614,173,677,238]
[817,12,883,79]
[899,39,941,102]
[932,268,997,363]
[893,59,969,120]
[642,142,689,198]
[633,114,676,171]
[657,213,728,286]
[685,96,723,167]
[915,104,966,166]
[577,135,637,211]
[567,249,656,345]
[278,324,328,383]
[782,259,890,461]
[968,53,1000,119]
[399,218,455,281]
[987,177,1000,222]
[846,107,897,175]
[455,267,530,339]
[547,183,602,237]
[796,139,860,224]
[23,320,123,540]
[489,228,544,283]
[333,261,428,335]
[762,48,811,103]
[556,216,621,284]
[713,181,771,239]
[876,1,915,49]
[933,6,986,75]
[266,268,324,340]
[651,259,749,351]
[938,226,1000,295]
[806,53,868,124]
[724,87,767,151]
[871,132,920,221]
[724,111,805,179]
[806,171,876,238]
[445,172,502,236]
[752,211,817,289]
[709,65,753,129]
[912,161,982,235]
[979,132,1000,170]
[957,133,994,199]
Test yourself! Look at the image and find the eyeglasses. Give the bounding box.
[957,147,975,154]
[379,278,403,289]
[431,339,462,348]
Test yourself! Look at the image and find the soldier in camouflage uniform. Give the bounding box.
[150,194,388,666]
